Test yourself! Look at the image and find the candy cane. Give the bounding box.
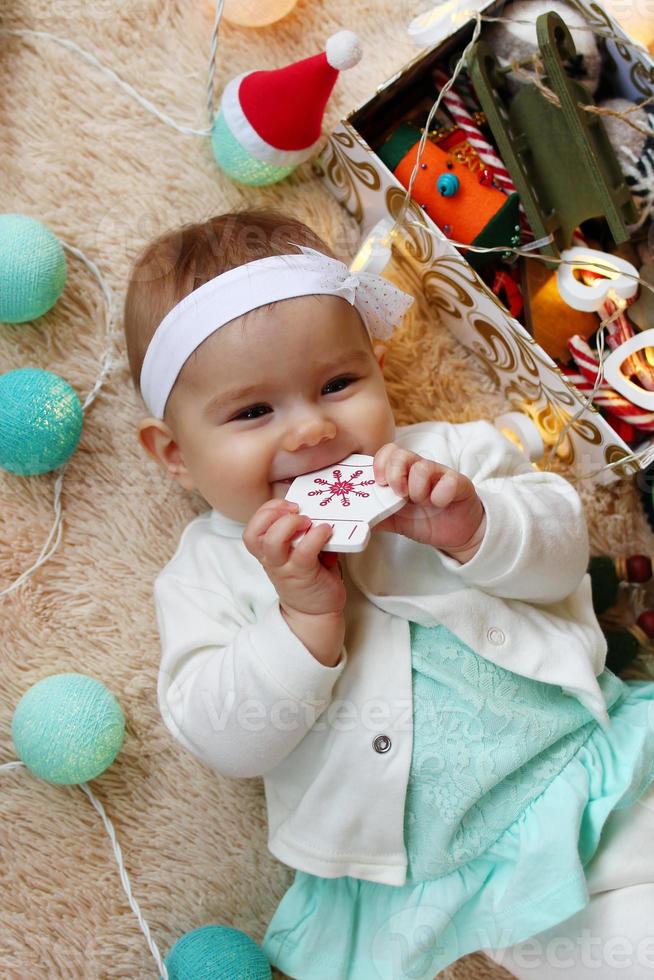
[431,66,534,241]
[560,368,639,442]
[579,269,654,391]
[604,298,654,391]
[561,366,654,421]
[456,71,489,119]
[566,336,654,431]
[433,66,516,194]
[561,368,639,442]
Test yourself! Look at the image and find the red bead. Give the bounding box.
[479,168,494,186]
[637,610,654,638]
[627,554,652,583]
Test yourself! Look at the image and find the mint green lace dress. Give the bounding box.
[262,622,654,980]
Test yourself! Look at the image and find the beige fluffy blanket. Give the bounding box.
[2,1,653,977]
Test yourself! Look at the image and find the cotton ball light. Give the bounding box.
[0,214,67,323]
[222,0,298,27]
[483,0,601,96]
[210,113,296,186]
[11,673,125,785]
[0,367,84,476]
[162,924,272,979]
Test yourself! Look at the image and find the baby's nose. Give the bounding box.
[282,415,337,452]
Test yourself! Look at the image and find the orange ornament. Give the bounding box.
[523,261,597,363]
[394,140,511,244]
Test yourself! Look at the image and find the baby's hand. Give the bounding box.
[372,444,486,562]
[243,500,347,619]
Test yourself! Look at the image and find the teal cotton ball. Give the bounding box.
[163,924,272,979]
[11,673,125,785]
[0,214,67,322]
[0,367,83,475]
[211,110,295,186]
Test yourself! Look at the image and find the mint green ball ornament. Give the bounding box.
[162,924,272,979]
[0,214,67,322]
[11,673,125,785]
[0,367,83,475]
[211,111,295,187]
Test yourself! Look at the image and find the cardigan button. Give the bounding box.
[372,734,392,753]
[487,627,506,645]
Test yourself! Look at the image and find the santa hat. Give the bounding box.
[220,31,363,168]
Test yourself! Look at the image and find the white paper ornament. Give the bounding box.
[603,328,654,411]
[284,454,406,552]
[557,247,639,312]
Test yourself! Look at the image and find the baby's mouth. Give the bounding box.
[274,451,361,486]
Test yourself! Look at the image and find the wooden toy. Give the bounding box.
[467,11,638,258]
[284,454,406,553]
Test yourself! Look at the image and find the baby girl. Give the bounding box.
[125,207,654,979]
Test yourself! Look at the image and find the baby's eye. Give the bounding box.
[232,403,272,421]
[323,375,356,394]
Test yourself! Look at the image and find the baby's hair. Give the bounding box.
[123,207,336,405]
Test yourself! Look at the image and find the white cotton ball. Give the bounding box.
[600,97,649,164]
[484,0,601,96]
[326,31,363,71]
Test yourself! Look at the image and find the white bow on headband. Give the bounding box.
[292,244,415,340]
[139,243,414,420]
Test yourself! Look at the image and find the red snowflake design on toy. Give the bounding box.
[308,468,375,507]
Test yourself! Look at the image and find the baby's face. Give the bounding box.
[145,294,396,523]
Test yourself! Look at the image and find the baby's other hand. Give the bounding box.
[372,443,486,562]
[243,500,347,619]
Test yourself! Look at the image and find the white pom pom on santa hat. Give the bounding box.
[326,31,363,71]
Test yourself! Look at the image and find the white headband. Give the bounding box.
[139,244,414,419]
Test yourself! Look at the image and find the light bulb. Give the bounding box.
[407,1,475,47]
[495,411,544,462]
[222,0,299,28]
[350,218,394,275]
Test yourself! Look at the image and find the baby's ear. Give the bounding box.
[137,418,195,491]
[373,343,387,370]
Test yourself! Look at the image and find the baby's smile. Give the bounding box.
[273,447,362,485]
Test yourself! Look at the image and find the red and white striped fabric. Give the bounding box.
[577,271,654,393]
[565,336,654,432]
[432,66,533,242]
[556,366,640,442]
[433,66,515,194]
